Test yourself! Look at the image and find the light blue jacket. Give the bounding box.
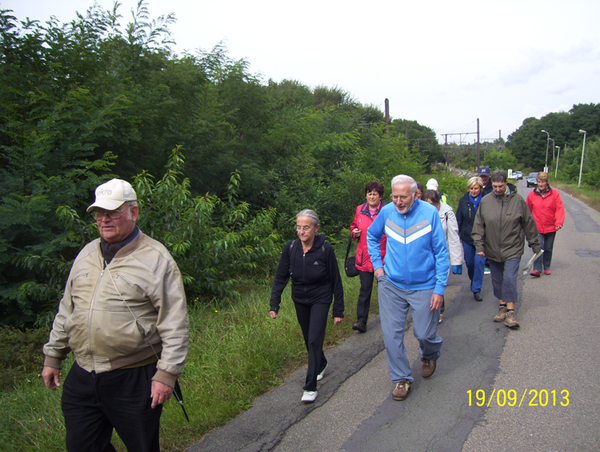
[367,199,449,295]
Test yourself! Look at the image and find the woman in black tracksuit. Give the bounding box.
[269,209,344,403]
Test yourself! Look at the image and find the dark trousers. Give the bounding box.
[293,301,330,391]
[533,232,556,271]
[356,270,375,324]
[62,361,162,452]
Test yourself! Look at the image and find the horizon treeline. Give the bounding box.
[506,104,600,184]
[0,2,441,326]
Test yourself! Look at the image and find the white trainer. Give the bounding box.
[316,363,328,381]
[301,390,318,403]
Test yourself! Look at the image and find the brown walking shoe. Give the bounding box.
[392,380,411,401]
[504,310,520,328]
[421,358,437,378]
[493,305,508,322]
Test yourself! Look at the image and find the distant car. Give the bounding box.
[515,171,523,180]
[526,172,538,187]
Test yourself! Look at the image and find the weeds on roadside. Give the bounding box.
[0,258,367,451]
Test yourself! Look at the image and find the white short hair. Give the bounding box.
[391,175,417,194]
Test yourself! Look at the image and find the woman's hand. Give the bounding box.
[352,228,361,237]
[334,317,343,325]
[269,311,278,319]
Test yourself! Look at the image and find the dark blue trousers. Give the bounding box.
[533,232,556,272]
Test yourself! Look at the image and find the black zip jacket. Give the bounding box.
[270,234,344,318]
[456,192,480,245]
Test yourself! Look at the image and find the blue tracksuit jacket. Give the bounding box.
[367,199,449,295]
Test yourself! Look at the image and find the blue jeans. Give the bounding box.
[462,242,485,293]
[533,232,556,272]
[488,257,520,304]
[378,276,442,383]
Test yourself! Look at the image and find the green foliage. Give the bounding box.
[507,104,600,182]
[134,147,281,302]
[0,3,435,326]
[482,148,518,174]
[0,325,50,392]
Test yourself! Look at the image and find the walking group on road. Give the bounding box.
[267,167,565,405]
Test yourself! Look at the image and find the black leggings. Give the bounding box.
[294,301,330,391]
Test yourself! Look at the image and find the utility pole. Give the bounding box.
[384,98,390,135]
[476,118,480,168]
[444,134,448,165]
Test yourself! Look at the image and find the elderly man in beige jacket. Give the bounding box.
[42,179,189,452]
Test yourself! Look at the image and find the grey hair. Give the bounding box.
[391,175,417,194]
[124,200,138,220]
[296,209,320,226]
[490,169,507,183]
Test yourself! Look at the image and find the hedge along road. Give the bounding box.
[187,179,600,452]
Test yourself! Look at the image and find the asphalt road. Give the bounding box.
[188,180,600,452]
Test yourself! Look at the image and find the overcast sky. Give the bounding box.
[4,0,600,144]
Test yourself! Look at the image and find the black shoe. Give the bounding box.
[352,322,367,333]
[473,292,483,301]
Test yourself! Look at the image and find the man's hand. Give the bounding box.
[477,251,485,258]
[374,268,385,279]
[269,310,278,319]
[430,294,444,311]
[151,380,174,409]
[42,366,61,390]
[334,317,343,326]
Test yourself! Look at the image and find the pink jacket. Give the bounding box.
[526,187,565,234]
[350,202,386,272]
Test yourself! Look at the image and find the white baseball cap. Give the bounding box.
[86,179,137,212]
[426,178,439,190]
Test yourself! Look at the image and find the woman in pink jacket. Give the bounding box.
[350,181,386,333]
[526,172,565,276]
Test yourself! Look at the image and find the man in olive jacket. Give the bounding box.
[471,170,540,329]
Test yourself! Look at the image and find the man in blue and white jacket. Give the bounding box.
[367,175,449,402]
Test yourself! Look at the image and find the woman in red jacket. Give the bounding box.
[526,172,565,276]
[350,181,386,333]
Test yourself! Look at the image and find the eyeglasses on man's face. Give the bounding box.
[295,225,313,232]
[390,194,413,202]
[90,205,129,221]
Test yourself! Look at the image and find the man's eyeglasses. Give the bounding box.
[90,206,129,221]
[390,194,413,202]
[295,225,313,232]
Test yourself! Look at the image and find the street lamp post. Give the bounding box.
[579,130,587,188]
[549,138,556,161]
[555,146,560,178]
[541,129,550,172]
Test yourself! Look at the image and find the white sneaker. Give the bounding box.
[316,363,328,381]
[301,390,318,403]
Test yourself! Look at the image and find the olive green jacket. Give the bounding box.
[471,185,541,262]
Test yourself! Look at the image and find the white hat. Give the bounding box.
[87,179,137,212]
[426,178,439,190]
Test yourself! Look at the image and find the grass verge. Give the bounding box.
[0,256,367,451]
[553,181,600,213]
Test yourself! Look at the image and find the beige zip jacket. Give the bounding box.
[43,231,189,388]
